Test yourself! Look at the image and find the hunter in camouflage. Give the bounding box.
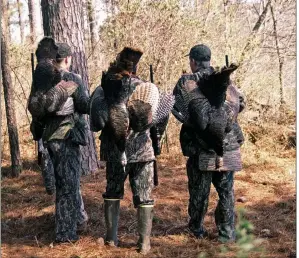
[28,39,89,243]
[172,44,245,242]
[90,47,173,254]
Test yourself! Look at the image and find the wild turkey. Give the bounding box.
[92,80,172,165]
[174,64,239,168]
[28,37,77,119]
[90,47,174,165]
[90,50,174,164]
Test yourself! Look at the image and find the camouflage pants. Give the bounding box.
[187,156,235,240]
[103,161,154,208]
[47,139,87,241]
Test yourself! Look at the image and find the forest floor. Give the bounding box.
[1,133,296,258]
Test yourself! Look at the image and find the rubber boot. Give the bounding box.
[104,199,120,246]
[137,205,153,255]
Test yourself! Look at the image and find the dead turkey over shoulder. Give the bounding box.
[174,64,239,166]
[90,47,174,165]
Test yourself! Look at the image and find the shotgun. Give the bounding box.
[31,53,42,165]
[149,65,159,186]
[225,55,229,67]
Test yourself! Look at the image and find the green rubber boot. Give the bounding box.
[137,205,153,255]
[104,199,120,246]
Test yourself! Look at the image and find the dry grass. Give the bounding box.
[1,130,296,258]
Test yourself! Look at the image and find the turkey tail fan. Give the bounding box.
[35,37,58,62]
[152,92,174,141]
[153,92,175,125]
[225,84,240,121]
[188,97,210,131]
[89,86,109,132]
[172,79,198,123]
[128,100,152,132]
[128,82,159,131]
[172,92,189,123]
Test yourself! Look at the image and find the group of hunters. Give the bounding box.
[28,37,245,255]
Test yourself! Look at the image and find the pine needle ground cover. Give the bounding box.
[1,132,295,258]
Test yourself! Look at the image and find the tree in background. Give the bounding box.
[87,0,99,53]
[1,0,22,177]
[28,0,38,45]
[16,0,25,43]
[98,0,295,120]
[41,0,99,174]
[6,0,12,42]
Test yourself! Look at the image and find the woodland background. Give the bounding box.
[1,0,296,257]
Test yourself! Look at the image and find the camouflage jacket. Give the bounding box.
[173,67,245,171]
[29,70,89,144]
[99,76,156,163]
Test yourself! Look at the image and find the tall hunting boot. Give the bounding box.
[137,205,153,255]
[104,199,120,246]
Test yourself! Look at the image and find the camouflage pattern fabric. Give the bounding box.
[29,67,89,242]
[29,70,89,143]
[39,139,55,195]
[103,161,154,208]
[174,74,245,171]
[172,67,245,241]
[43,70,89,142]
[100,128,155,163]
[99,76,155,164]
[47,139,82,242]
[187,156,235,240]
[78,189,89,225]
[172,67,214,123]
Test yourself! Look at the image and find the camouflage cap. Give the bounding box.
[56,42,72,58]
[186,44,211,63]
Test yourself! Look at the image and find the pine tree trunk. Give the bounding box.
[16,0,25,43]
[87,0,98,53]
[6,0,11,43]
[1,0,22,177]
[28,0,37,45]
[41,0,99,175]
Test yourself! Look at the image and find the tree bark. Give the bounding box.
[1,0,22,177]
[16,0,25,43]
[87,0,98,53]
[28,0,38,45]
[6,0,11,42]
[41,0,99,174]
